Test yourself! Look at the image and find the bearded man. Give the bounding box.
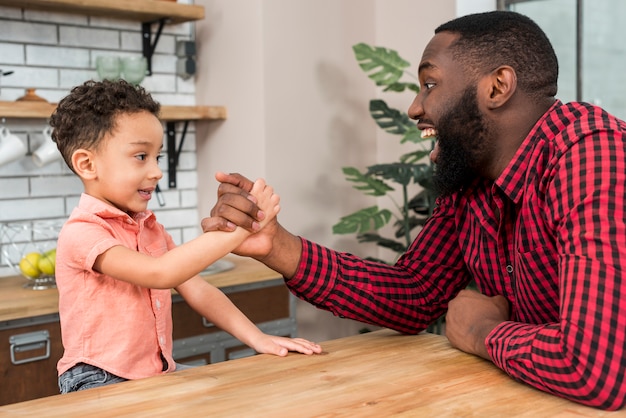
[203,11,626,410]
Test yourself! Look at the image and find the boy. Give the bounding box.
[50,80,321,393]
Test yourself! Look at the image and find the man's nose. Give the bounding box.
[407,93,424,120]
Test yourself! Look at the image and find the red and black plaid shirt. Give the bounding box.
[287,100,626,410]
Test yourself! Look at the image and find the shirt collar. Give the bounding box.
[77,193,156,225]
[494,100,562,204]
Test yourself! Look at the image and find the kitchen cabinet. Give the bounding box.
[0,314,63,405]
[0,257,296,406]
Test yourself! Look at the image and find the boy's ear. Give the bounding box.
[71,149,97,180]
[480,65,517,110]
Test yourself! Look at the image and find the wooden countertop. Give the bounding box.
[0,256,281,322]
[0,329,618,417]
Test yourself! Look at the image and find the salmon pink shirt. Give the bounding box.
[56,193,175,380]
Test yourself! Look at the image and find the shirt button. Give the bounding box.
[159,336,165,345]
[506,264,514,274]
[155,299,161,309]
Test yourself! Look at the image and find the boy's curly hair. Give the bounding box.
[50,79,161,173]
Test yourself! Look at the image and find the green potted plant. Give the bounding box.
[332,43,436,264]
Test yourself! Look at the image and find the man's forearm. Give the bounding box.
[256,225,302,279]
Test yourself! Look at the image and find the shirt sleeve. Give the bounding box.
[486,120,626,410]
[57,212,122,274]
[287,194,472,334]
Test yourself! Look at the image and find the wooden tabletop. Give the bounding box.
[0,256,281,322]
[0,329,620,417]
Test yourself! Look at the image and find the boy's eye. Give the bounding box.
[136,154,147,161]
[157,154,164,163]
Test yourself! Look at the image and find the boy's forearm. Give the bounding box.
[182,280,263,346]
[150,228,251,288]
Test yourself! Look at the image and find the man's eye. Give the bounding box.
[424,82,436,90]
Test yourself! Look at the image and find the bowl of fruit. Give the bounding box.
[0,221,61,290]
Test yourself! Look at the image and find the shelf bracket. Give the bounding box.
[166,120,189,189]
[142,19,166,76]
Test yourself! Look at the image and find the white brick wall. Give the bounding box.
[0,5,201,276]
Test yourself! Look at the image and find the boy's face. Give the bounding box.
[86,111,164,214]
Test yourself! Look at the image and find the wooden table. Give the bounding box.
[0,330,620,417]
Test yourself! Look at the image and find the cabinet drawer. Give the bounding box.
[0,315,63,406]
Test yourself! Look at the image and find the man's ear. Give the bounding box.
[71,149,97,180]
[480,65,517,110]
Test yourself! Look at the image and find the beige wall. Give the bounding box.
[193,0,488,342]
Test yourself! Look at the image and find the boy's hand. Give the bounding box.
[249,178,280,230]
[253,335,323,357]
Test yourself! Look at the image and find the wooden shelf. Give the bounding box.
[0,101,227,122]
[0,101,56,119]
[0,0,204,24]
[161,105,227,121]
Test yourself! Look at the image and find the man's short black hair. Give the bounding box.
[436,11,558,101]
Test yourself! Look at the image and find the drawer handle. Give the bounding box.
[9,330,50,365]
[202,318,214,328]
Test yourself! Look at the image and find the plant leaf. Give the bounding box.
[369,100,414,136]
[400,126,426,145]
[408,190,436,216]
[353,43,410,87]
[399,149,431,164]
[393,216,424,239]
[383,81,421,94]
[342,166,394,196]
[332,206,392,234]
[365,163,429,187]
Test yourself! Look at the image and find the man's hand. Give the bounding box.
[202,172,278,258]
[202,172,262,233]
[203,172,302,277]
[445,289,510,360]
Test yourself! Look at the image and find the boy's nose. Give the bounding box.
[151,164,163,180]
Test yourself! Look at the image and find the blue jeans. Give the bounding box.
[58,363,127,394]
[58,362,196,393]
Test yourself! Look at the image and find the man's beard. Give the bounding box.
[432,86,490,197]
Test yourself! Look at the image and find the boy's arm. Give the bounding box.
[176,276,321,356]
[94,178,279,289]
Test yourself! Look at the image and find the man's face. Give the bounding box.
[410,32,494,197]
